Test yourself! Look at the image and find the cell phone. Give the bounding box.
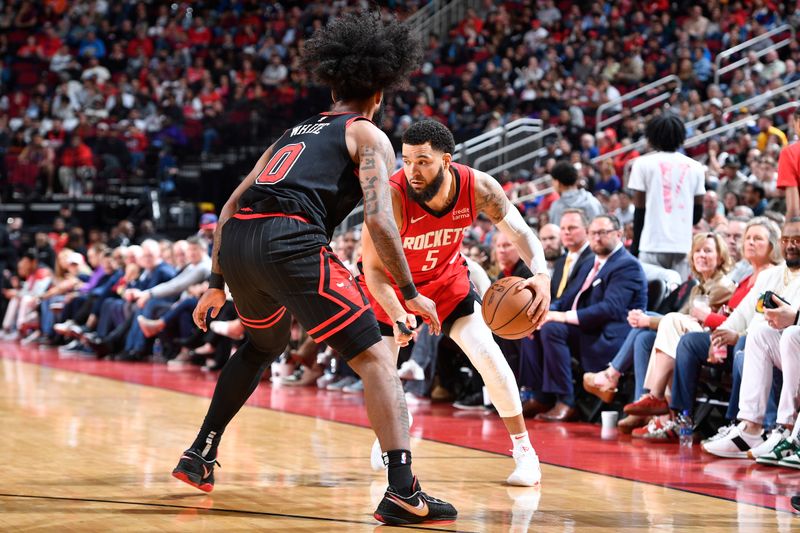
[761,291,791,310]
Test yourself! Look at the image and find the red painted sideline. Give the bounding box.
[3,342,797,513]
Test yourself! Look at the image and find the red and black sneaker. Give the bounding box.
[373,477,457,525]
[171,449,220,493]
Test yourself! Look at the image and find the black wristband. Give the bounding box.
[208,272,225,290]
[399,283,418,300]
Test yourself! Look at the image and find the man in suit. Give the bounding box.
[522,214,647,421]
[550,208,594,301]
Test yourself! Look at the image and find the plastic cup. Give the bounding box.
[601,410,619,429]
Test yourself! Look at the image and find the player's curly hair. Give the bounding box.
[645,112,686,152]
[301,12,423,101]
[402,119,456,154]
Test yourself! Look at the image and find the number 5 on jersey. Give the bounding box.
[422,250,439,271]
[255,142,306,185]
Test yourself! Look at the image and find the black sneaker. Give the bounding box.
[453,391,490,411]
[792,494,800,513]
[373,477,457,525]
[172,449,220,493]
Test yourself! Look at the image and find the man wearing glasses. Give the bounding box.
[522,214,647,421]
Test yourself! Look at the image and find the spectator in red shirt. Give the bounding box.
[38,23,62,59]
[778,107,800,218]
[45,119,66,151]
[17,133,55,197]
[185,57,207,87]
[126,27,153,59]
[188,17,212,48]
[598,128,622,156]
[58,135,96,197]
[457,8,484,37]
[16,35,38,58]
[124,124,148,170]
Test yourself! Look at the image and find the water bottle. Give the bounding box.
[153,338,163,359]
[519,387,534,403]
[678,410,693,448]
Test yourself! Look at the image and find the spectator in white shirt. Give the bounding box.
[629,113,705,281]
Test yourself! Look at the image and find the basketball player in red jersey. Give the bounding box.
[360,120,551,487]
[172,14,456,526]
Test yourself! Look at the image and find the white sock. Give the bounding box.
[510,431,533,455]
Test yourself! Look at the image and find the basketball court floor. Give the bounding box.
[1,340,796,531]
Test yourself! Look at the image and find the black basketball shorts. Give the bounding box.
[219,214,381,360]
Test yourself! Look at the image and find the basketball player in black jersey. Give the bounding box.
[171,13,457,526]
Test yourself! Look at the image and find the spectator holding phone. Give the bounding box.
[703,218,800,459]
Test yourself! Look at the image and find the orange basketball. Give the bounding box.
[481,276,536,339]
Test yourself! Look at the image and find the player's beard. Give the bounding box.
[407,165,445,205]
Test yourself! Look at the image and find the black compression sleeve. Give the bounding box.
[693,202,703,225]
[631,207,645,257]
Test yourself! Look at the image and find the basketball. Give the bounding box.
[481,276,536,339]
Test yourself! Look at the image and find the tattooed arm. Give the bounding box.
[473,169,550,327]
[346,120,440,334]
[361,192,418,347]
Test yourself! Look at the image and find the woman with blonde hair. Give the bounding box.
[666,217,782,438]
[623,232,735,416]
[587,231,736,433]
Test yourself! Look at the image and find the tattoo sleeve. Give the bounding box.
[358,141,414,289]
[474,172,510,223]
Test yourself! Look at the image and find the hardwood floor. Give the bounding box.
[0,350,795,531]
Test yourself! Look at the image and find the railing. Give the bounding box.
[595,75,681,134]
[509,176,555,208]
[592,100,799,168]
[590,138,647,165]
[687,78,800,132]
[453,118,543,166]
[406,0,482,42]
[474,127,562,176]
[683,100,799,149]
[714,23,795,86]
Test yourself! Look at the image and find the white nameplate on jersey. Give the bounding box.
[290,123,330,136]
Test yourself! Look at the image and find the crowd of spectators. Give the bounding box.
[2,0,800,473]
[1,0,799,205]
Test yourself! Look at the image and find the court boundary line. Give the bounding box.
[0,492,472,532]
[4,354,793,516]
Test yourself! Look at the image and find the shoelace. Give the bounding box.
[186,451,221,468]
[418,491,447,505]
[708,424,734,441]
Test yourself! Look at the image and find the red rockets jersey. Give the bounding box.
[390,161,477,284]
[359,162,478,325]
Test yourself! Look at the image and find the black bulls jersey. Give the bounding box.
[239,112,369,239]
